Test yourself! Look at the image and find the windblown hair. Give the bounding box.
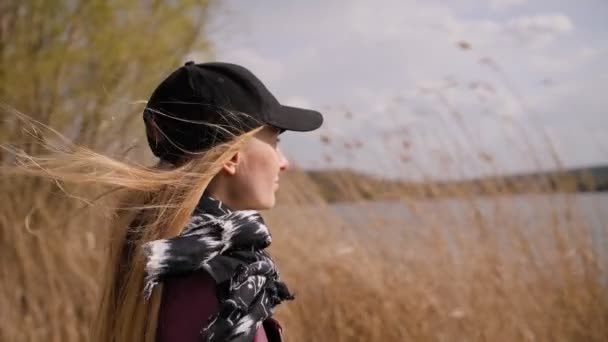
[1,107,264,342]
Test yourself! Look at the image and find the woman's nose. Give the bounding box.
[278,148,289,171]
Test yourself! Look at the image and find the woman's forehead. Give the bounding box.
[263,125,281,135]
[252,125,279,140]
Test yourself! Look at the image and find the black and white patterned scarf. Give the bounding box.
[142,195,294,341]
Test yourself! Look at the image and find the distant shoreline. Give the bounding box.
[298,165,608,203]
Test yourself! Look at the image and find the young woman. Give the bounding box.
[10,61,323,341]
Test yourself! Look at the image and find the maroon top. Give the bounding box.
[155,270,283,342]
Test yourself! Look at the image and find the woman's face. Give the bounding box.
[228,125,289,210]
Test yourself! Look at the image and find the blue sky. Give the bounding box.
[198,0,607,180]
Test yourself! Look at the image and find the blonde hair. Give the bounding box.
[2,108,264,342]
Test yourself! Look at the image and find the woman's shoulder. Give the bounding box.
[156,269,282,342]
[162,269,218,297]
[156,270,220,342]
[159,268,220,315]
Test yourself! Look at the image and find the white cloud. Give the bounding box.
[576,47,600,61]
[489,0,528,11]
[506,13,574,48]
[507,14,574,34]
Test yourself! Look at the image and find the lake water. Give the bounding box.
[326,193,608,266]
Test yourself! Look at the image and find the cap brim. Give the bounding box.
[266,105,324,132]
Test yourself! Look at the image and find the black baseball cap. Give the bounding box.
[143,61,323,164]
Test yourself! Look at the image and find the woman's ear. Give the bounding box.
[222,151,240,176]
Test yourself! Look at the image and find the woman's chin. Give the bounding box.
[265,193,277,209]
[264,196,276,210]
